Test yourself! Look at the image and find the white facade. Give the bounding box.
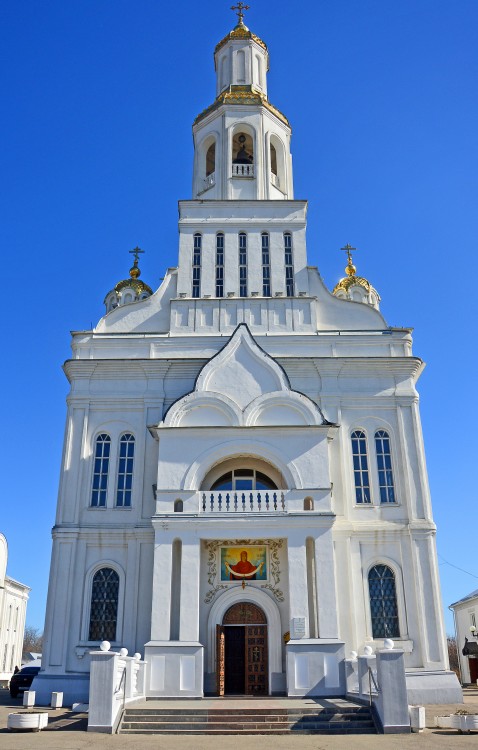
[33,14,461,707]
[0,534,30,684]
[451,590,478,685]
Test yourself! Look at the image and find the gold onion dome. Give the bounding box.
[333,245,372,295]
[113,249,153,297]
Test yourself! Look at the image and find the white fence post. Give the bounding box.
[87,648,120,733]
[375,647,410,733]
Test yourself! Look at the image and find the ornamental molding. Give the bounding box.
[204,539,284,604]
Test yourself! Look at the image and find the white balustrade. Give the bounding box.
[270,171,280,188]
[202,172,215,190]
[201,489,285,513]
[231,163,254,177]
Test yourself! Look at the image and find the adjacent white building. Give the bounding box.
[0,534,30,685]
[450,591,478,685]
[33,12,461,706]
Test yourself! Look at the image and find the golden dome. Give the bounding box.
[215,22,268,57]
[333,244,372,295]
[111,248,153,297]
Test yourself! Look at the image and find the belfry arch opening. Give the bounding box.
[232,131,254,177]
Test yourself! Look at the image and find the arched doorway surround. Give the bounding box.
[207,586,282,695]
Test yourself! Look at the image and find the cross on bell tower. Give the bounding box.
[231,2,250,25]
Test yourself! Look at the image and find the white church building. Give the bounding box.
[0,534,30,685]
[33,9,461,706]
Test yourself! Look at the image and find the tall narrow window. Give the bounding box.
[262,233,271,297]
[239,233,247,297]
[375,430,396,503]
[91,434,111,507]
[284,232,294,296]
[351,430,371,504]
[192,233,201,298]
[206,143,216,177]
[88,568,119,641]
[116,433,135,507]
[215,233,224,297]
[368,564,400,638]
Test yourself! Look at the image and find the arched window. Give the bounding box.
[368,564,400,638]
[216,233,224,298]
[270,143,278,175]
[375,430,395,504]
[303,497,314,511]
[174,499,184,512]
[284,233,294,296]
[116,433,135,507]
[232,132,254,177]
[239,233,247,297]
[88,568,119,641]
[261,233,271,296]
[192,233,201,298]
[206,142,216,177]
[91,434,111,507]
[211,469,276,491]
[351,430,371,504]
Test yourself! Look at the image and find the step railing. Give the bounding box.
[201,490,286,513]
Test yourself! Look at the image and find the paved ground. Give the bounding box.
[1,686,478,749]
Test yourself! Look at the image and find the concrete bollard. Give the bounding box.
[409,705,425,732]
[23,690,36,707]
[51,692,63,709]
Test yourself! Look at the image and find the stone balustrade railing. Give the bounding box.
[231,163,254,177]
[201,490,286,513]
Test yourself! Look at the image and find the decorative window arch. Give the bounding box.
[192,233,202,298]
[216,233,224,298]
[116,433,135,507]
[88,567,120,641]
[261,233,271,297]
[239,232,247,297]
[375,430,396,504]
[174,499,184,512]
[284,232,294,296]
[368,564,400,638]
[91,434,111,507]
[351,430,371,504]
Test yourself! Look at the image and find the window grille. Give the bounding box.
[239,233,247,297]
[368,564,400,638]
[116,433,135,507]
[216,233,224,297]
[192,233,201,298]
[375,430,396,503]
[351,430,371,503]
[284,232,294,296]
[91,434,111,507]
[262,233,271,297]
[88,568,119,641]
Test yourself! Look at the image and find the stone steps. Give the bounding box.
[119,705,377,735]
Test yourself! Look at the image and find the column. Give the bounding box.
[150,533,173,641]
[287,531,310,638]
[314,527,339,639]
[179,535,201,642]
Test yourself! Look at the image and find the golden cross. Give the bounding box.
[231,2,250,24]
[129,247,144,264]
[341,243,356,266]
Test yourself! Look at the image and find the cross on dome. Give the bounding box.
[129,247,144,265]
[231,2,250,25]
[341,243,357,271]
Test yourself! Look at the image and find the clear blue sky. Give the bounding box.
[2,0,477,635]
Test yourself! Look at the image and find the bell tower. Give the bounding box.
[192,5,294,200]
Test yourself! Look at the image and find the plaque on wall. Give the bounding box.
[292,617,306,639]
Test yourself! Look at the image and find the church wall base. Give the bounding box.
[144,641,204,698]
[405,670,463,705]
[286,640,346,697]
[30,672,90,707]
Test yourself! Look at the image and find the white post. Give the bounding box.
[87,649,120,733]
[51,692,63,709]
[23,690,36,707]
[357,654,376,700]
[375,648,410,733]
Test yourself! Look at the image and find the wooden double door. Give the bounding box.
[216,603,268,696]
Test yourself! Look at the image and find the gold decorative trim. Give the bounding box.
[215,27,268,56]
[194,86,290,128]
[204,539,284,604]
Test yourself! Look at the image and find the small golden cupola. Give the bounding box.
[333,244,381,310]
[104,247,153,313]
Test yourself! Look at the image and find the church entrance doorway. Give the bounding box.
[216,602,268,696]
